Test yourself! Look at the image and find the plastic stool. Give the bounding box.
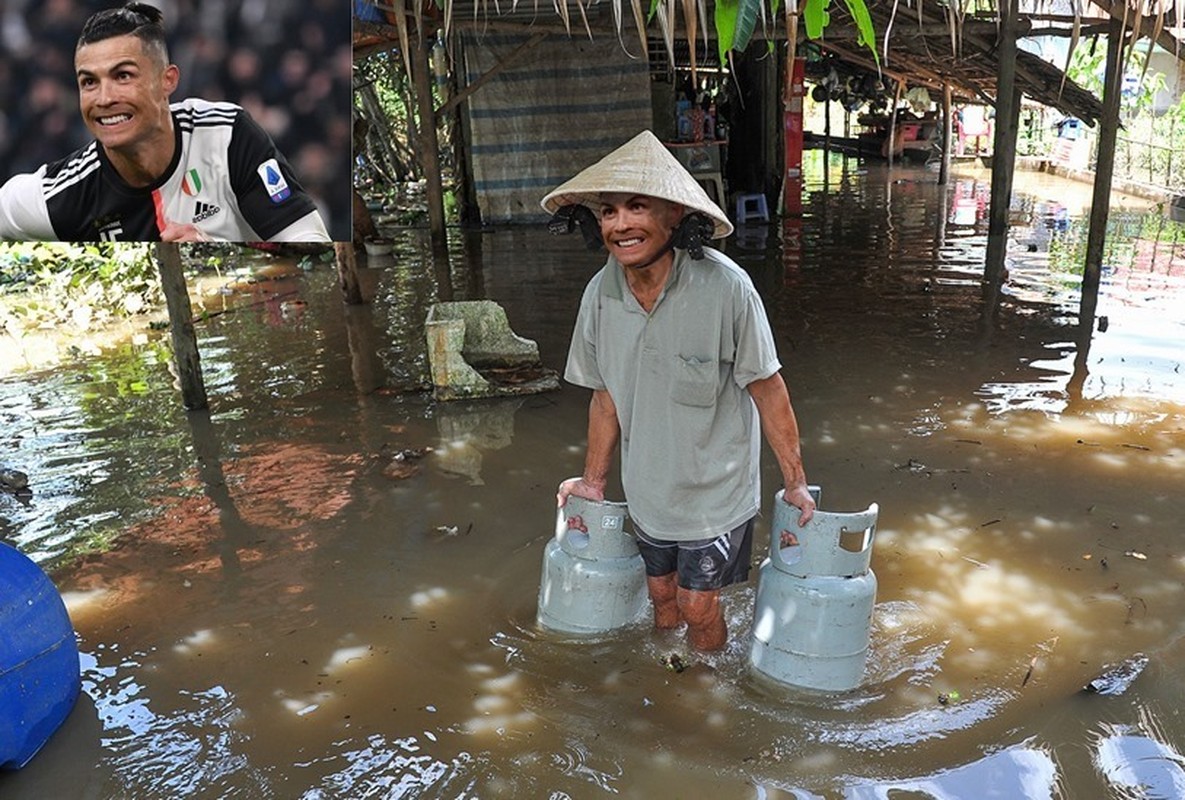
[695,173,726,207]
[736,193,770,224]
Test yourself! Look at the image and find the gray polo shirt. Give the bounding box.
[565,247,781,541]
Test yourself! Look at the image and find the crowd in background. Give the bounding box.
[0,0,352,241]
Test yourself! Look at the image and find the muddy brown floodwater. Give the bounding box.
[3,158,1185,798]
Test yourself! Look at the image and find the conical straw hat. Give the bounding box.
[540,130,734,239]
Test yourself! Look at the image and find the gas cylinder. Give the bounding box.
[1,542,81,769]
[749,488,879,691]
[536,489,648,635]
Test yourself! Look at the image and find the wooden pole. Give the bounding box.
[1082,16,1125,326]
[939,82,953,185]
[984,0,1020,290]
[154,243,207,411]
[824,93,832,173]
[436,33,547,116]
[887,80,903,168]
[335,242,364,305]
[411,33,448,254]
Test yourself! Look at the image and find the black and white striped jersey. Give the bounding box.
[0,98,326,242]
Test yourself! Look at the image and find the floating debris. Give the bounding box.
[1022,656,1038,688]
[380,446,433,480]
[1124,551,1148,560]
[661,653,689,673]
[1083,654,1149,696]
[392,447,432,462]
[937,690,961,705]
[429,523,472,541]
[893,458,969,475]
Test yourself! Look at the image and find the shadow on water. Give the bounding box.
[3,155,1185,797]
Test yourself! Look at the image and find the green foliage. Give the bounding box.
[1065,40,1185,191]
[357,51,411,126]
[804,0,829,39]
[0,243,162,336]
[1066,36,1105,96]
[652,0,879,67]
[715,0,760,65]
[841,0,879,64]
[799,0,878,65]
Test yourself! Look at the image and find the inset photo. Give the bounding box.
[0,0,350,242]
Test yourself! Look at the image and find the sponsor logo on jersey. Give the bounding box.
[181,169,203,196]
[96,217,123,241]
[192,200,221,223]
[257,158,291,204]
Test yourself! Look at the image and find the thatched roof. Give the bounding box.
[352,0,1185,126]
[814,3,1106,125]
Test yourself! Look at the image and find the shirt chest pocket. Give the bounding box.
[672,356,719,408]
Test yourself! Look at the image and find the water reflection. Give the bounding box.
[434,399,524,485]
[1092,709,1185,799]
[846,743,1060,799]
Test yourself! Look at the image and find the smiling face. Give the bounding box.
[597,193,685,270]
[75,34,177,154]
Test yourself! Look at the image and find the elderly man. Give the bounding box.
[544,130,815,652]
[0,2,328,242]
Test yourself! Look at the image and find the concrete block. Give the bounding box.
[425,301,559,401]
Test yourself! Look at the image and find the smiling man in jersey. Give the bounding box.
[544,131,815,652]
[0,2,329,242]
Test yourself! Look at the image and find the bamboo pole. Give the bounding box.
[939,82,953,186]
[887,80,903,169]
[984,0,1021,290]
[437,33,547,116]
[411,33,448,254]
[335,242,364,305]
[824,92,832,169]
[1082,16,1125,326]
[154,243,207,411]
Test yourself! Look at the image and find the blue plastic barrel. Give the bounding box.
[0,542,81,769]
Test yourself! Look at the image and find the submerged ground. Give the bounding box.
[3,159,1185,798]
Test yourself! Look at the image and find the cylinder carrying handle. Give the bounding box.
[770,488,878,577]
[555,481,634,560]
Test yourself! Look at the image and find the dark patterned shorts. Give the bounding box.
[634,517,755,591]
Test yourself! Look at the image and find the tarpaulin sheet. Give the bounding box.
[460,32,652,225]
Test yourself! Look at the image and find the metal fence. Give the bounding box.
[1112,135,1185,193]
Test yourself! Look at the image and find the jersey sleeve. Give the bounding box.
[0,170,57,241]
[226,110,323,241]
[270,210,330,243]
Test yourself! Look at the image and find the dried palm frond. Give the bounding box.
[554,0,572,36]
[1059,0,1082,99]
[392,0,413,82]
[655,0,676,68]
[630,0,649,58]
[574,0,594,40]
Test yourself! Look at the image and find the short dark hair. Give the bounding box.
[76,3,169,64]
